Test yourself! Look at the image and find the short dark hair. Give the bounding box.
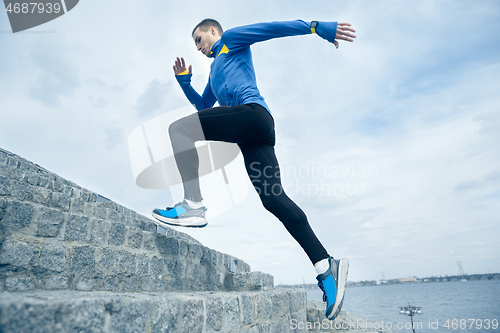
[192,19,223,36]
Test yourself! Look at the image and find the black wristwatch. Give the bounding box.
[310,21,318,34]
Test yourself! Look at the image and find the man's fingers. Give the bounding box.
[188,65,192,74]
[336,35,355,42]
[174,57,190,74]
[338,22,356,33]
[338,22,355,30]
[337,27,356,38]
[339,28,356,36]
[336,24,356,43]
[337,32,356,40]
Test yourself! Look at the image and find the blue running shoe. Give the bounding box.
[316,257,349,320]
[151,200,208,228]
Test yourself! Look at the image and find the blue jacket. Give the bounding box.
[175,20,338,114]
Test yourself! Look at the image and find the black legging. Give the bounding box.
[168,103,329,264]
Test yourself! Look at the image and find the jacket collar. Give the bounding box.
[209,39,223,58]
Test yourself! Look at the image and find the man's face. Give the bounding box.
[192,26,220,57]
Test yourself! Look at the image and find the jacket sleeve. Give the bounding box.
[175,73,217,111]
[221,20,338,50]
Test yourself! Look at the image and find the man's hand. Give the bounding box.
[333,23,356,49]
[173,57,192,75]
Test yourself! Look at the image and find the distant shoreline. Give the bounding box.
[277,274,500,289]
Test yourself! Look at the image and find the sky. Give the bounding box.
[1,0,499,285]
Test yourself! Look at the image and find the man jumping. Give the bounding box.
[151,19,356,320]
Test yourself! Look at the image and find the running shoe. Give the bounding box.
[151,200,208,228]
[316,257,349,320]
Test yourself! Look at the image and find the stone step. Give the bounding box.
[0,230,273,293]
[0,288,307,333]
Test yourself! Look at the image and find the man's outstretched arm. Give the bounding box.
[221,20,356,50]
[173,57,217,111]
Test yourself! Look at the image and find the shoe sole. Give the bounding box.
[151,211,208,228]
[328,258,349,320]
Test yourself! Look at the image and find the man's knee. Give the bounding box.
[169,115,203,141]
[168,118,183,137]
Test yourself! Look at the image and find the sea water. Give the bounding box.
[306,279,500,332]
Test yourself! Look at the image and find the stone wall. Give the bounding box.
[0,147,272,294]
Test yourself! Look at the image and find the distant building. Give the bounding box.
[398,277,417,283]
